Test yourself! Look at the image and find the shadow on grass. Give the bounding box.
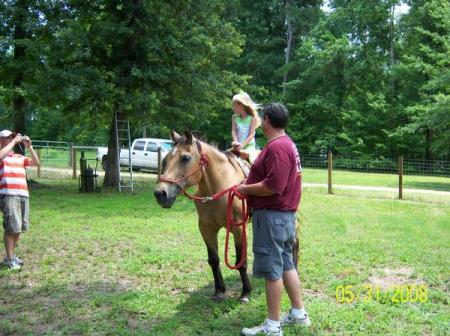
[148,274,316,336]
[0,274,315,336]
[148,273,263,336]
[0,279,153,335]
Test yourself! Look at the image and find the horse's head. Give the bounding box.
[154,130,206,208]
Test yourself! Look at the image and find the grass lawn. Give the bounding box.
[0,179,449,335]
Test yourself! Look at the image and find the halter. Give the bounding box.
[158,139,249,270]
[158,140,209,199]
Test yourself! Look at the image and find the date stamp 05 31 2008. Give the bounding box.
[335,284,428,304]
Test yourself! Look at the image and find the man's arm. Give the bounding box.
[27,147,40,167]
[23,136,40,166]
[237,181,275,197]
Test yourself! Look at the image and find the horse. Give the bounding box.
[154,130,300,302]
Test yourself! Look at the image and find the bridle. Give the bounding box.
[158,140,210,201]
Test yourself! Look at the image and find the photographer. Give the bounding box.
[0,130,39,270]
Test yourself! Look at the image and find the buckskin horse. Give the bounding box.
[154,130,300,302]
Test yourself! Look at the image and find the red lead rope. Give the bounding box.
[170,183,249,270]
[159,149,249,270]
[224,186,249,270]
[179,184,249,270]
[173,182,249,270]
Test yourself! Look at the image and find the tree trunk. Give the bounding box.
[390,5,395,67]
[103,110,121,189]
[12,0,28,155]
[283,0,294,96]
[423,128,433,173]
[425,128,433,163]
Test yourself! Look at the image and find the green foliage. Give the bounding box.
[393,0,450,157]
[285,1,401,157]
[0,0,448,159]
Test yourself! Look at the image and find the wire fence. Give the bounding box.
[299,152,450,202]
[32,141,100,169]
[25,142,450,201]
[32,141,71,168]
[300,153,450,176]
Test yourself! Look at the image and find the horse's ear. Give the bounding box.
[184,129,193,145]
[170,131,181,144]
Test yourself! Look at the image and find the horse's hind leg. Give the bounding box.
[201,227,226,301]
[293,236,299,271]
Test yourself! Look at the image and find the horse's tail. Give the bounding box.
[295,210,306,268]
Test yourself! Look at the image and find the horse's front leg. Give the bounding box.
[232,227,252,302]
[200,223,226,301]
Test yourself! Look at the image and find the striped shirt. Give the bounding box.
[0,152,31,197]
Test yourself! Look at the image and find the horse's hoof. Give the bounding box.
[212,293,225,302]
[238,295,250,303]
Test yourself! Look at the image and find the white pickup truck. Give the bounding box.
[97,138,173,170]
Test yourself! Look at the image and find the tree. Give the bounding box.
[29,0,245,188]
[393,0,450,158]
[0,0,45,153]
[285,0,405,157]
[225,0,321,101]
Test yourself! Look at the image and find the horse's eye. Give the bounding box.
[181,155,191,163]
[161,157,167,171]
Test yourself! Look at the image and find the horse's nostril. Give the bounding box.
[154,189,167,201]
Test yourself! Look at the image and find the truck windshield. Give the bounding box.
[161,142,173,151]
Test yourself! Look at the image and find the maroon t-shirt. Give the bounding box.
[246,135,302,211]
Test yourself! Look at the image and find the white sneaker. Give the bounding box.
[242,320,283,336]
[13,255,24,265]
[280,309,311,327]
[3,257,21,270]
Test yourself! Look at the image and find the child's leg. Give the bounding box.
[239,150,250,161]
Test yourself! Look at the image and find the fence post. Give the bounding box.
[68,142,73,168]
[398,156,403,199]
[72,147,77,179]
[157,147,162,181]
[328,151,333,194]
[37,148,41,178]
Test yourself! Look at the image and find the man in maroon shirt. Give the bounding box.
[238,103,310,336]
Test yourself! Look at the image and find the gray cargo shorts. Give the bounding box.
[252,209,296,280]
[0,195,29,234]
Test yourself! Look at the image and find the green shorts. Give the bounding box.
[252,209,296,280]
[1,195,29,234]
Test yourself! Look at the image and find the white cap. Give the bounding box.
[0,130,14,138]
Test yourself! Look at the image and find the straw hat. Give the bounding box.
[232,92,260,113]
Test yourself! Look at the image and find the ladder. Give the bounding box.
[115,111,134,191]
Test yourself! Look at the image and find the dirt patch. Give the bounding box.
[303,288,327,299]
[369,267,424,290]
